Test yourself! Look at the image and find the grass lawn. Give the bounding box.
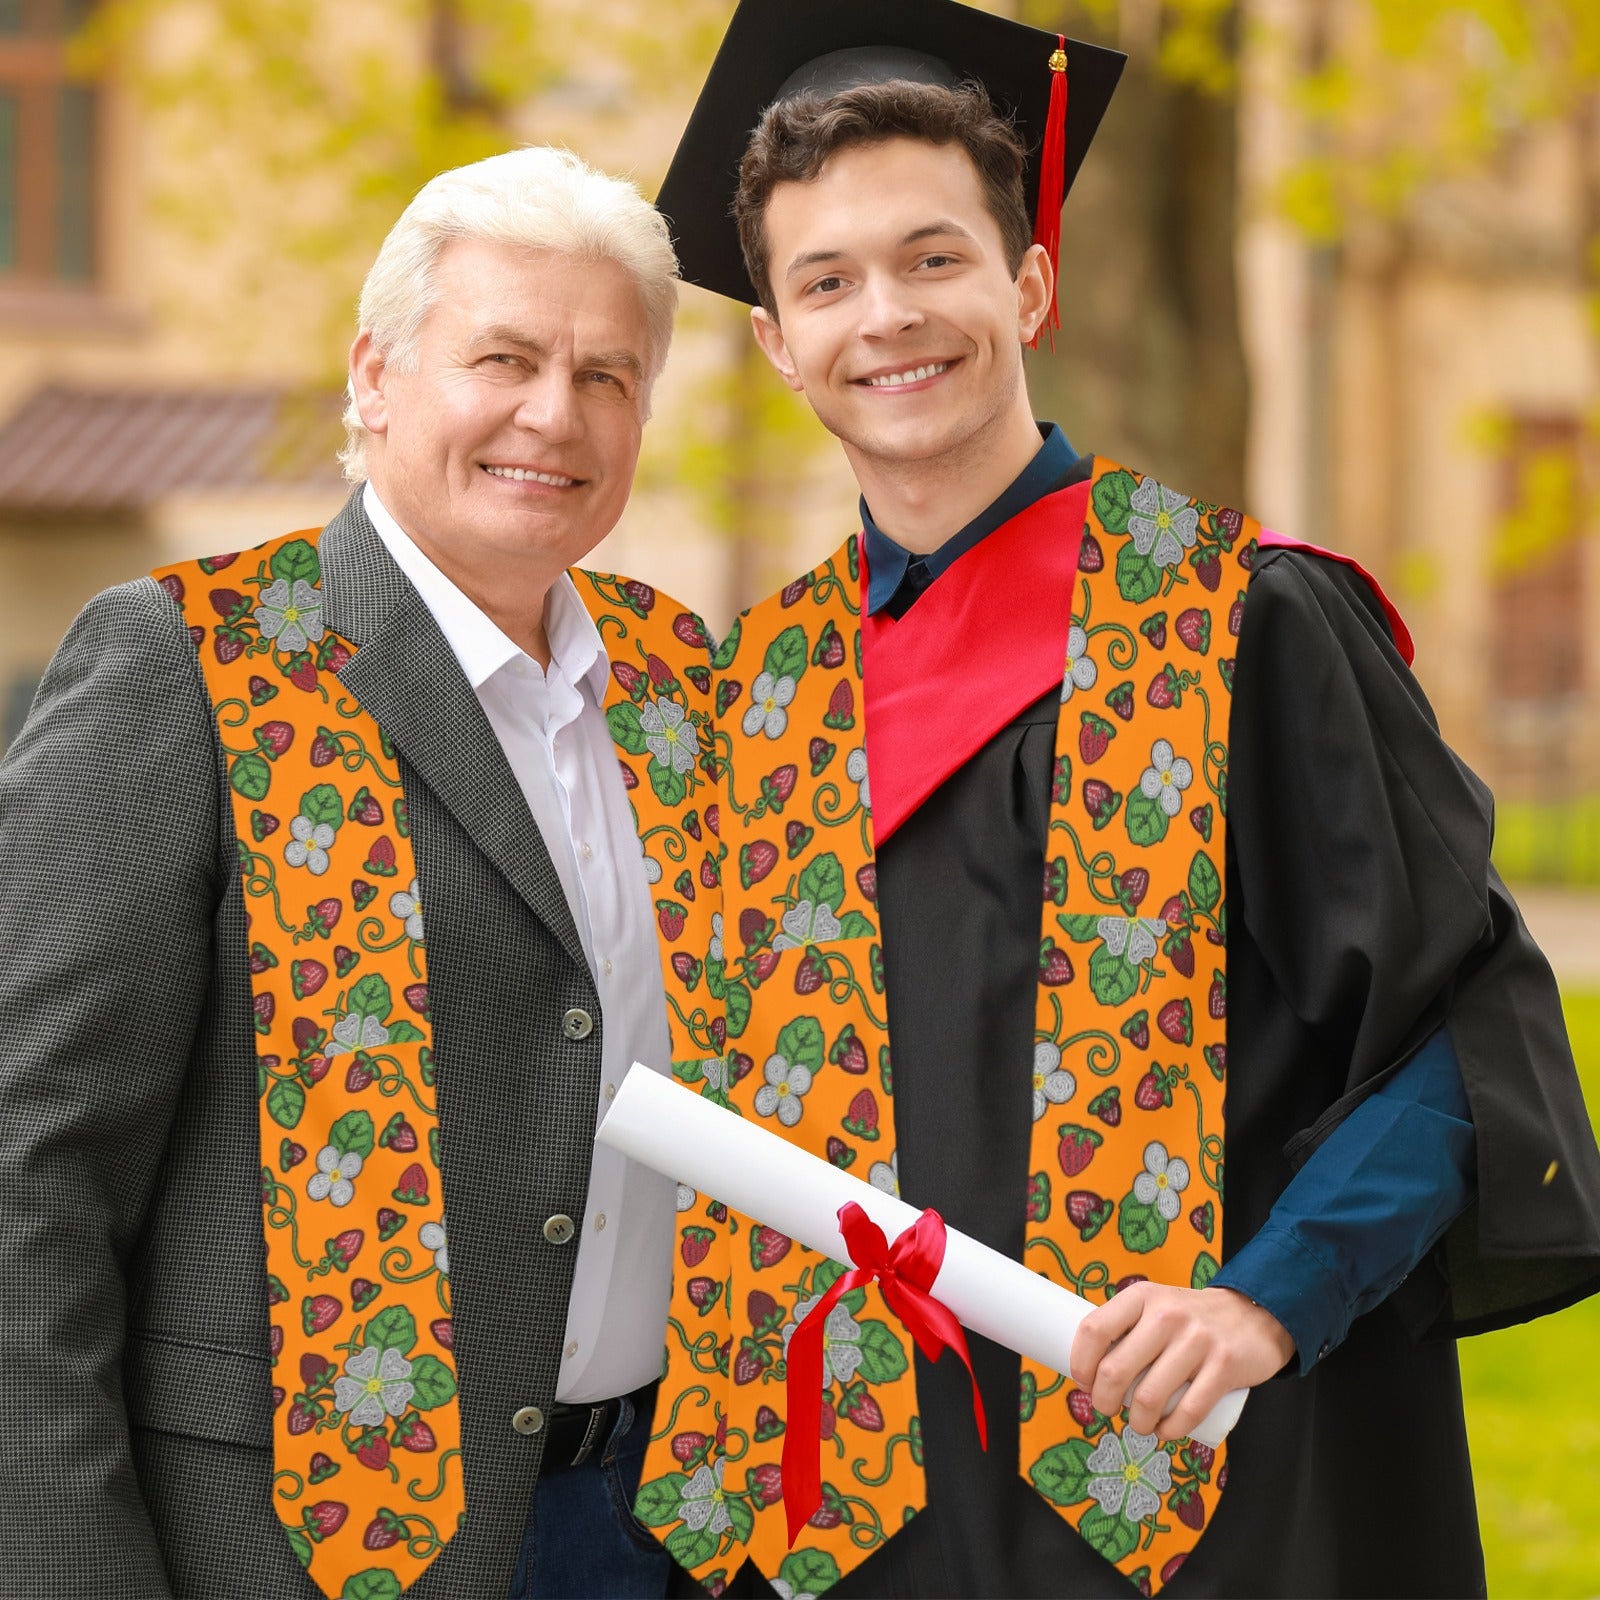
[1460,990,1600,1596]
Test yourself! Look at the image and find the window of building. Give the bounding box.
[0,0,97,285]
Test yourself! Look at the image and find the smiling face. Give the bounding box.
[352,236,652,591]
[750,137,1050,477]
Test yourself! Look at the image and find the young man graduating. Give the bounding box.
[633,3,1600,1597]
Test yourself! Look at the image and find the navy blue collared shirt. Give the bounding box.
[860,419,1478,1369]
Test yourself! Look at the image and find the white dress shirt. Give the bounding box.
[363,483,675,1403]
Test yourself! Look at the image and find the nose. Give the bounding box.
[513,368,583,444]
[855,271,924,342]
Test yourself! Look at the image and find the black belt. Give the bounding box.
[543,1381,656,1470]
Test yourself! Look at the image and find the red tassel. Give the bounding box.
[1029,36,1069,351]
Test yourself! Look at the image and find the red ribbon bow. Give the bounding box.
[782,1202,988,1545]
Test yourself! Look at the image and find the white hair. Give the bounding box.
[339,145,679,482]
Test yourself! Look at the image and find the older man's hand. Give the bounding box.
[1069,1284,1297,1441]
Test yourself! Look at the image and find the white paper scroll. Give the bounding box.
[598,1063,1246,1448]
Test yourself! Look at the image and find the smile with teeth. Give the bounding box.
[482,465,580,486]
[861,362,951,388]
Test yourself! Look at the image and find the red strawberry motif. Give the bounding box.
[256,720,295,759]
[813,621,846,669]
[856,863,877,903]
[747,1289,782,1331]
[1203,1044,1227,1080]
[808,736,836,775]
[1078,532,1104,572]
[673,612,710,649]
[403,983,429,1015]
[1189,1201,1215,1241]
[672,1431,709,1463]
[158,573,186,604]
[657,903,686,940]
[1174,1487,1206,1530]
[623,580,656,614]
[281,1139,307,1170]
[785,820,814,857]
[793,954,826,995]
[379,1114,418,1153]
[733,1344,766,1385]
[252,992,276,1032]
[1087,1086,1122,1127]
[291,959,327,999]
[738,908,773,949]
[1188,1440,1217,1472]
[430,1317,453,1350]
[347,787,383,826]
[302,1294,342,1334]
[319,639,353,676]
[1078,712,1115,764]
[1105,681,1136,721]
[825,1136,856,1169]
[779,574,812,607]
[740,840,779,888]
[700,854,720,890]
[1157,993,1194,1043]
[357,1434,391,1471]
[1056,1123,1102,1177]
[327,1229,364,1268]
[823,679,855,730]
[1175,607,1212,654]
[1209,971,1226,1020]
[376,1207,405,1240]
[1134,1070,1171,1112]
[249,942,276,974]
[750,1225,791,1268]
[1081,779,1122,829]
[345,1057,376,1092]
[645,653,676,692]
[716,678,743,717]
[287,1399,319,1435]
[817,1402,837,1443]
[681,1226,714,1268]
[1169,930,1197,975]
[1038,941,1074,986]
[843,1088,879,1137]
[307,1451,338,1483]
[1140,611,1168,650]
[351,1277,381,1311]
[671,951,700,985]
[1147,666,1178,709]
[754,1405,785,1442]
[1066,1191,1114,1240]
[1067,1388,1098,1426]
[351,878,378,911]
[186,624,206,649]
[287,654,319,692]
[363,1513,402,1550]
[364,836,397,876]
[247,674,277,706]
[840,1388,884,1432]
[830,1028,869,1075]
[768,764,798,802]
[1193,547,1222,591]
[213,632,247,667]
[1190,803,1214,841]
[1117,866,1150,910]
[685,1276,719,1310]
[1111,1274,1150,1296]
[393,1163,429,1205]
[751,950,780,984]
[1228,593,1246,636]
[251,810,280,840]
[267,1324,285,1359]
[748,1462,785,1506]
[1120,1009,1150,1050]
[396,1415,437,1452]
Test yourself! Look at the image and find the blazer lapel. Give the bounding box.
[316,492,589,973]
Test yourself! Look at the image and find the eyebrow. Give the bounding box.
[783,219,980,281]
[468,326,646,379]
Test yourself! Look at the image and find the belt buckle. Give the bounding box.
[568,1401,608,1468]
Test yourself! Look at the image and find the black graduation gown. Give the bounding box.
[703,546,1600,1600]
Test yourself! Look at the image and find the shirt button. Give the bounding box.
[564,1340,579,1360]
[581,841,594,859]
[602,959,613,976]
[594,1213,607,1232]
[543,1214,576,1246]
[511,1405,545,1435]
[561,1007,593,1041]
[603,1083,617,1102]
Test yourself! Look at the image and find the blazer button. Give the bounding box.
[511,1405,546,1436]
[561,1007,594,1041]
[543,1214,576,1246]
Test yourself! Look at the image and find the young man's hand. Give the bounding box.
[1069,1284,1297,1440]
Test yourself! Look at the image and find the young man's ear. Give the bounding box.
[750,306,805,394]
[1015,243,1055,346]
[348,330,390,436]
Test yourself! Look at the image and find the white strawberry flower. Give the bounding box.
[389,877,425,942]
[1032,1040,1077,1121]
[744,672,797,739]
[846,746,870,808]
[284,814,335,875]
[1061,625,1098,701]
[307,1144,362,1206]
[1139,739,1193,818]
[418,1216,448,1274]
[1133,1141,1190,1221]
[754,1053,812,1127]
[1128,479,1200,569]
[1085,1425,1172,1523]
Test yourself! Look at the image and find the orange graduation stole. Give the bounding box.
[154,533,718,1600]
[636,459,1251,1597]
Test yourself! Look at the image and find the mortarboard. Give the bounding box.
[656,0,1127,337]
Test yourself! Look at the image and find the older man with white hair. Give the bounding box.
[0,147,718,1600]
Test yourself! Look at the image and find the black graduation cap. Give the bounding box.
[657,0,1127,321]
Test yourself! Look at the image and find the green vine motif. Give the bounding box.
[706,727,759,818]
[665,994,720,1055]
[338,1419,400,1479]
[852,1429,919,1487]
[379,1245,450,1312]
[213,696,253,733]
[1159,561,1193,598]
[1034,1371,1067,1402]
[592,610,631,646]
[1024,1236,1112,1302]
[650,1383,713,1443]
[720,1425,751,1464]
[1194,684,1229,807]
[1139,1513,1173,1551]
[668,1319,728,1375]
[323,711,406,786]
[405,1448,463,1503]
[1038,1002,1121,1079]
[1084,619,1138,670]
[838,1492,887,1550]
[272,1468,306,1504]
[1046,822,1123,907]
[238,849,299,934]
[356,914,424,977]
[641,821,689,863]
[810,778,869,847]
[803,947,888,1033]
[261,1175,312,1269]
[352,1053,439,1119]
[810,557,855,612]
[1183,1079,1225,1195]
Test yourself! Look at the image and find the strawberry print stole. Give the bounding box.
[153,533,716,1600]
[636,459,1254,1598]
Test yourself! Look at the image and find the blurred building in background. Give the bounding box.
[2,0,1597,878]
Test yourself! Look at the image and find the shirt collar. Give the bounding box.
[361,481,608,699]
[861,422,1077,616]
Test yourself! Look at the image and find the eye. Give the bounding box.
[585,370,624,388]
[483,352,522,367]
[917,254,958,270]
[809,275,845,296]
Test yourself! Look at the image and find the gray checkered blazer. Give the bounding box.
[0,495,617,1597]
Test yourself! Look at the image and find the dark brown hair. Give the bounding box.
[735,79,1032,315]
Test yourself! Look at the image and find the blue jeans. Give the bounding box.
[509,1386,671,1599]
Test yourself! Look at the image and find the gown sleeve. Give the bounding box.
[1227,546,1600,1337]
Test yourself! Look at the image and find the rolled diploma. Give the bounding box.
[599,1063,1245,1448]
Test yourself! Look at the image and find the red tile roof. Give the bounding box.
[0,386,347,512]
